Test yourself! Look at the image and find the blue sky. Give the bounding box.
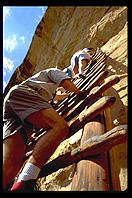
[3,6,48,92]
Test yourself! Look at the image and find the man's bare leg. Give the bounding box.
[26,107,69,168]
[3,132,26,189]
[9,107,68,191]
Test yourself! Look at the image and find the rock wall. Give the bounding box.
[4,6,128,191]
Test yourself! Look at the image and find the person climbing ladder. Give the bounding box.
[3,68,83,192]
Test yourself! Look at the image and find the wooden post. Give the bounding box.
[103,90,121,190]
[71,114,110,190]
[71,85,111,191]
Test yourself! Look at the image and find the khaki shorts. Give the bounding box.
[3,84,52,144]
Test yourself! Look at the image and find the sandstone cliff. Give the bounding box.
[4,6,128,191]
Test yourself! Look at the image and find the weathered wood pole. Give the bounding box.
[71,114,110,190]
[71,85,110,191]
[103,90,121,190]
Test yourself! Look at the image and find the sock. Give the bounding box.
[17,162,40,182]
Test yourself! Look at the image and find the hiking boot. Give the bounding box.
[10,179,38,192]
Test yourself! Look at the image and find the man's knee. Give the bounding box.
[62,121,69,135]
[55,119,69,137]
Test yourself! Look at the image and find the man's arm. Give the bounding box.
[59,79,82,95]
[53,92,69,102]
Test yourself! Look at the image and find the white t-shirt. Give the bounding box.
[21,68,71,101]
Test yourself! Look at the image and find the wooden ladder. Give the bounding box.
[24,48,127,191]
